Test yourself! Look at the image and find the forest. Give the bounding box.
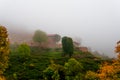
[0,26,120,80]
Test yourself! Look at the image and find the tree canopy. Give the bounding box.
[115,41,120,54]
[64,58,83,80]
[62,36,74,57]
[17,43,31,57]
[0,26,10,75]
[33,30,48,44]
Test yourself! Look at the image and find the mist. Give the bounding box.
[0,0,120,57]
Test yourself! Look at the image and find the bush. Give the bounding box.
[17,43,31,57]
[85,71,98,80]
[43,60,65,80]
[64,58,83,80]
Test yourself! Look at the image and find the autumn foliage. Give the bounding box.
[96,41,120,80]
[1,26,120,80]
[85,41,120,80]
[0,26,10,79]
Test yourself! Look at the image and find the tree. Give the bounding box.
[84,41,120,80]
[95,41,120,80]
[17,43,31,57]
[62,37,68,55]
[43,60,65,80]
[67,37,74,57]
[62,36,74,57]
[0,26,10,76]
[97,62,116,80]
[114,41,120,78]
[33,30,48,47]
[64,58,83,80]
[115,41,120,58]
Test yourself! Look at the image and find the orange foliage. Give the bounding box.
[90,41,120,80]
[115,45,120,53]
[115,41,120,53]
[98,62,116,80]
[97,56,120,79]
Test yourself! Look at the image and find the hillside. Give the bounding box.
[4,46,103,80]
[8,28,33,44]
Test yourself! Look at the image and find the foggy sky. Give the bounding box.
[0,0,120,57]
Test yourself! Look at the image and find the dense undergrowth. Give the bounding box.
[4,46,107,80]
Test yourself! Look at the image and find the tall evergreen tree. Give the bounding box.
[67,37,74,57]
[62,36,74,57]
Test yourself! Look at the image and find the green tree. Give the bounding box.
[0,26,10,76]
[17,43,31,57]
[64,58,83,80]
[62,36,74,57]
[43,60,65,80]
[67,37,74,57]
[62,37,68,55]
[33,30,48,47]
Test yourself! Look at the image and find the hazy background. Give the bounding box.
[0,0,120,57]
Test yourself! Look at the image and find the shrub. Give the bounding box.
[43,60,65,80]
[64,58,83,80]
[17,43,31,57]
[85,71,98,80]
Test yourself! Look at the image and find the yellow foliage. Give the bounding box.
[115,41,120,54]
[89,41,120,80]
[98,62,115,80]
[85,70,98,80]
[0,26,10,75]
[97,58,120,80]
[0,76,6,80]
[115,45,120,53]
